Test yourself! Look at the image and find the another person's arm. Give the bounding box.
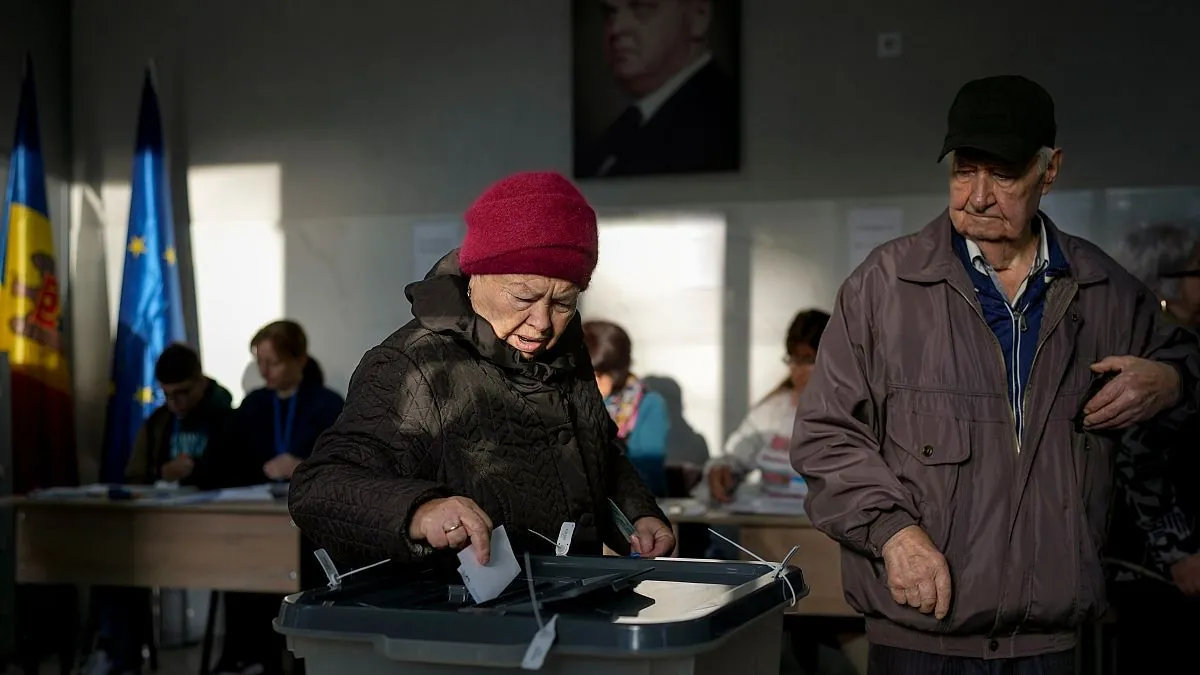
[187,411,250,490]
[289,346,466,566]
[706,400,774,502]
[264,390,345,480]
[124,425,154,485]
[604,415,672,557]
[1085,287,1200,430]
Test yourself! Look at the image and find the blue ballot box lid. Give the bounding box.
[275,555,808,657]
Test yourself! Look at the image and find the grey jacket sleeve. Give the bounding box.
[791,275,921,558]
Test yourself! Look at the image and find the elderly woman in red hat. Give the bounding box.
[290,171,674,567]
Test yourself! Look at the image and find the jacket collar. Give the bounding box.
[404,249,581,381]
[896,209,1108,286]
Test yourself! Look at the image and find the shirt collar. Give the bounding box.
[635,52,712,123]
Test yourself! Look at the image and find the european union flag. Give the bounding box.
[100,68,187,483]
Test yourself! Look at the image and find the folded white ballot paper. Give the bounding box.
[457,524,521,603]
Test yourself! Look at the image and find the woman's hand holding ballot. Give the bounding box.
[410,496,495,564]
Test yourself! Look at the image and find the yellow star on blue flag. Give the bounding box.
[101,67,187,483]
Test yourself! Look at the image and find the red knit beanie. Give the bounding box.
[459,171,599,289]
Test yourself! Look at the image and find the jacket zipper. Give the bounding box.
[950,278,1079,633]
[948,284,1019,452]
[947,282,1023,636]
[1020,284,1076,431]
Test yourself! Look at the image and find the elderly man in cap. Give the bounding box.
[793,75,1200,674]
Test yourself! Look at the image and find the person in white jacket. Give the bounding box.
[707,309,830,503]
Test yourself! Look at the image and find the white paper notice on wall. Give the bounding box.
[412,220,464,282]
[847,207,904,273]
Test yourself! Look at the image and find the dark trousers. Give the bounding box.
[1110,580,1200,674]
[219,592,284,675]
[92,585,153,671]
[218,535,323,675]
[15,584,78,675]
[868,645,1076,675]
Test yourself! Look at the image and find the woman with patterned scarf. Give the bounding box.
[583,320,670,496]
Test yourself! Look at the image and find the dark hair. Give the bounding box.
[583,320,633,390]
[251,319,325,387]
[785,309,830,357]
[762,309,831,402]
[154,343,202,385]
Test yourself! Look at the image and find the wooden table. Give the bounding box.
[8,497,301,593]
[660,499,857,617]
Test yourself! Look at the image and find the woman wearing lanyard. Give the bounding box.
[213,320,344,675]
[242,320,345,482]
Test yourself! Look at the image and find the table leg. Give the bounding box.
[200,590,219,675]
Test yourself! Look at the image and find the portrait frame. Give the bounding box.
[571,0,742,180]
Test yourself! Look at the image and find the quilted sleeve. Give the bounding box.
[289,343,452,566]
[603,416,670,553]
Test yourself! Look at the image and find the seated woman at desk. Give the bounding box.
[583,320,670,496]
[239,320,345,483]
[289,171,674,568]
[213,320,344,675]
[705,309,829,504]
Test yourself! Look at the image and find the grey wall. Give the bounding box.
[64,0,1200,464]
[71,0,1200,212]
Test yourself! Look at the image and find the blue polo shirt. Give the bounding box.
[952,218,1070,447]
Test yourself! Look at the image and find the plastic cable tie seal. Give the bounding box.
[338,557,392,581]
[707,528,799,608]
[523,551,543,628]
[521,550,558,669]
[776,545,800,580]
[312,549,391,589]
[313,549,341,588]
[555,522,575,556]
[529,529,557,548]
[447,585,470,604]
[520,614,558,670]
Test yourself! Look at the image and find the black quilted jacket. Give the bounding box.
[289,251,668,567]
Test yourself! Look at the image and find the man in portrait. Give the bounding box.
[574,0,739,178]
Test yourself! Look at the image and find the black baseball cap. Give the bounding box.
[938,75,1057,165]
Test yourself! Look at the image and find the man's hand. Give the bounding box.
[1170,554,1200,596]
[1084,356,1181,429]
[630,517,675,558]
[708,465,739,503]
[881,525,953,619]
[263,452,303,481]
[161,455,194,482]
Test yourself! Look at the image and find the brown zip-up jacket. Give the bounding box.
[793,211,1200,659]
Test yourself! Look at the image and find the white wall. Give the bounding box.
[66,1,1200,473]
